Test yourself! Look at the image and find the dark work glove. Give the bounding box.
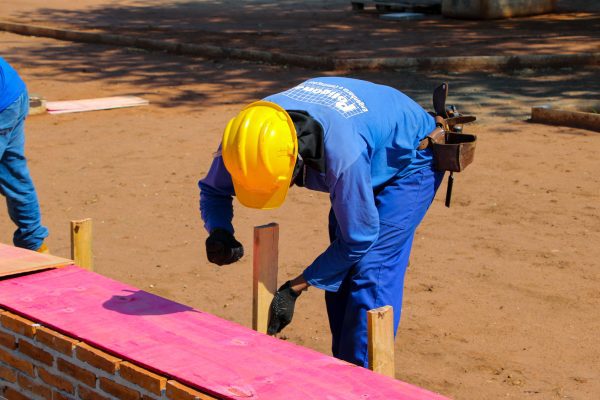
[267,281,301,335]
[205,228,244,266]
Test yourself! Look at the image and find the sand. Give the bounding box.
[0,1,598,398]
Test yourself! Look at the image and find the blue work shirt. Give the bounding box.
[0,57,26,112]
[199,77,435,291]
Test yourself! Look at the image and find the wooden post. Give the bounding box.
[70,218,93,271]
[252,223,279,334]
[368,305,395,378]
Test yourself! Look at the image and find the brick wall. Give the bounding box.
[0,308,217,400]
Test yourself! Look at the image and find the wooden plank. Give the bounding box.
[531,106,600,132]
[0,243,72,278]
[71,219,93,271]
[0,266,448,400]
[252,223,279,333]
[368,305,396,378]
[46,96,148,114]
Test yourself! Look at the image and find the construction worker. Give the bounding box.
[0,57,49,252]
[199,77,444,368]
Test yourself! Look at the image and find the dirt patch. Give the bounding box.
[0,11,599,400]
[1,0,598,59]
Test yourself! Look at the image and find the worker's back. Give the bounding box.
[265,77,435,190]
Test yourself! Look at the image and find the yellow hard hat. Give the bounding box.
[222,101,298,209]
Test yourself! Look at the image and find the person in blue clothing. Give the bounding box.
[199,77,444,368]
[0,57,49,252]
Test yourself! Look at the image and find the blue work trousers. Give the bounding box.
[325,161,443,367]
[0,92,48,250]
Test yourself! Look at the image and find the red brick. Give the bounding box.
[76,343,121,373]
[3,387,30,400]
[57,358,96,388]
[36,327,79,356]
[17,373,52,399]
[98,377,140,400]
[19,339,54,366]
[166,380,218,400]
[0,329,17,349]
[38,367,75,393]
[0,363,17,382]
[0,312,37,338]
[53,391,74,400]
[119,361,166,395]
[78,385,111,400]
[0,347,34,377]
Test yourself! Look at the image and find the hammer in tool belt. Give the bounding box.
[431,82,478,207]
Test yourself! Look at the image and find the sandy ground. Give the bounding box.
[0,1,599,399]
[0,0,598,58]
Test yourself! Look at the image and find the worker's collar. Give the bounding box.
[288,110,326,187]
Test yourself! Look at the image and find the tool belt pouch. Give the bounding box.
[432,132,477,172]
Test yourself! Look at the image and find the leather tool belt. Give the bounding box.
[418,82,478,207]
[418,110,478,173]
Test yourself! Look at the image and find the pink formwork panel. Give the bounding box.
[0,266,448,400]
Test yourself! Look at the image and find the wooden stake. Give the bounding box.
[252,223,279,334]
[70,218,93,271]
[368,305,395,378]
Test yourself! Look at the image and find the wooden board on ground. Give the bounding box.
[0,266,448,400]
[46,96,149,114]
[0,243,72,278]
[531,106,600,132]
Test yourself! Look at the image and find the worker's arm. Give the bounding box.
[198,150,235,233]
[198,150,243,265]
[267,152,378,335]
[302,150,379,292]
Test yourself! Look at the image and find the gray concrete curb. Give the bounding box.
[2,21,599,72]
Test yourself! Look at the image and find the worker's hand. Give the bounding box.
[205,228,244,266]
[267,281,301,335]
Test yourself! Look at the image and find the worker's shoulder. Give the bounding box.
[322,127,365,175]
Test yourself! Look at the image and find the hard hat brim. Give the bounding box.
[233,179,291,210]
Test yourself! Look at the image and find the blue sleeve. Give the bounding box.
[198,149,236,234]
[302,150,379,291]
[0,58,26,112]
